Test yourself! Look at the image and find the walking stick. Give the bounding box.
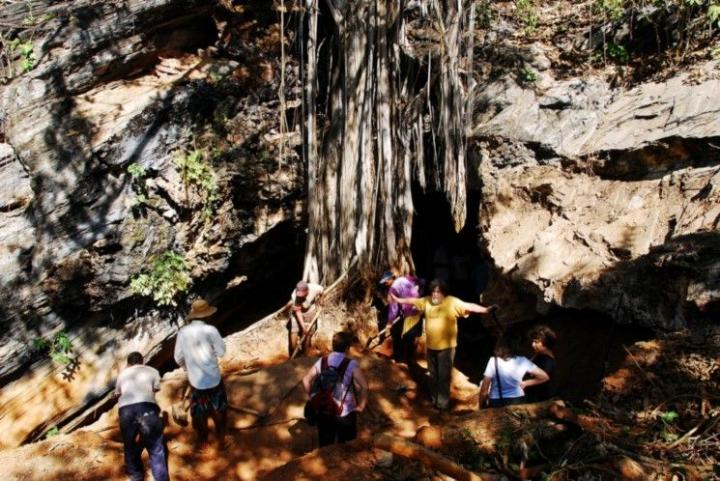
[289,308,322,360]
[365,317,398,351]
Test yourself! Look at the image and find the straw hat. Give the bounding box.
[186,298,217,320]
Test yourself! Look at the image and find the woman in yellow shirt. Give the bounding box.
[391,278,497,411]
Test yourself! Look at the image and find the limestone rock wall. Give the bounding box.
[474,58,720,328]
[0,0,305,447]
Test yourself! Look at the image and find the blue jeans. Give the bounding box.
[119,402,169,481]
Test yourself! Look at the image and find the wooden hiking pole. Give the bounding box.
[365,318,397,351]
[289,308,322,359]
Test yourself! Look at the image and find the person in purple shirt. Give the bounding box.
[379,271,423,364]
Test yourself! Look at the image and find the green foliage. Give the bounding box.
[127,163,146,179]
[593,0,626,21]
[515,0,539,32]
[520,67,537,83]
[659,410,680,423]
[32,337,49,352]
[713,46,720,61]
[45,426,60,439]
[127,163,150,209]
[476,0,494,28]
[606,42,630,63]
[175,149,219,221]
[32,331,73,366]
[657,410,680,443]
[131,250,191,307]
[50,331,72,365]
[9,39,36,72]
[709,3,720,26]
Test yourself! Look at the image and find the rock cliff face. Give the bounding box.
[0,0,304,447]
[471,10,720,328]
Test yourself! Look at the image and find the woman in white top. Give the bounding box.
[478,333,549,408]
[302,331,368,447]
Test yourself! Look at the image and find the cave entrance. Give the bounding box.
[409,188,652,402]
[410,187,487,300]
[453,308,652,402]
[410,186,494,371]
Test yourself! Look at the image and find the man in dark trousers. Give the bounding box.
[174,298,227,450]
[115,351,169,481]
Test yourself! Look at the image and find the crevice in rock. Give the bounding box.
[581,136,720,181]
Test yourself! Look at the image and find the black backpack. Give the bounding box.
[304,356,352,425]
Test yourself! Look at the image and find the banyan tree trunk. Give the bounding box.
[301,0,477,284]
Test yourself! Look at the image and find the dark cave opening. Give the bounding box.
[409,188,653,402]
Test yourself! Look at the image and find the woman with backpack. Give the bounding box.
[478,332,549,408]
[302,331,368,447]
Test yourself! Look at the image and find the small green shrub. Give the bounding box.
[657,410,680,443]
[515,0,539,32]
[131,250,192,307]
[175,149,219,221]
[32,337,49,352]
[709,3,720,26]
[127,163,150,209]
[127,163,146,179]
[9,39,36,72]
[593,0,626,21]
[32,331,73,366]
[45,426,60,439]
[520,67,537,83]
[606,42,630,63]
[476,0,494,28]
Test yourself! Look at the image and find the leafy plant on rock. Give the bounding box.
[175,149,219,221]
[8,39,36,73]
[606,42,630,63]
[127,162,149,208]
[32,331,74,366]
[130,250,192,307]
[515,0,539,33]
[520,67,537,83]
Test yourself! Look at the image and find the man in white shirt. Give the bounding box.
[174,298,227,449]
[114,352,169,481]
[288,280,324,356]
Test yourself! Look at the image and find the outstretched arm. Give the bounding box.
[463,302,496,315]
[389,293,419,305]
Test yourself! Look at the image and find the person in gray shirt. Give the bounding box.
[114,351,169,481]
[174,298,227,450]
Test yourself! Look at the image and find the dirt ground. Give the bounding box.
[2,323,718,481]
[0,341,482,481]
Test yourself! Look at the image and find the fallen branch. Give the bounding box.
[373,433,497,481]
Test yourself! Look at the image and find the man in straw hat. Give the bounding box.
[288,280,324,356]
[174,298,227,449]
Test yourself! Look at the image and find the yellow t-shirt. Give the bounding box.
[411,296,469,350]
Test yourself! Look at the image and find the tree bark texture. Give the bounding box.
[302,0,477,283]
